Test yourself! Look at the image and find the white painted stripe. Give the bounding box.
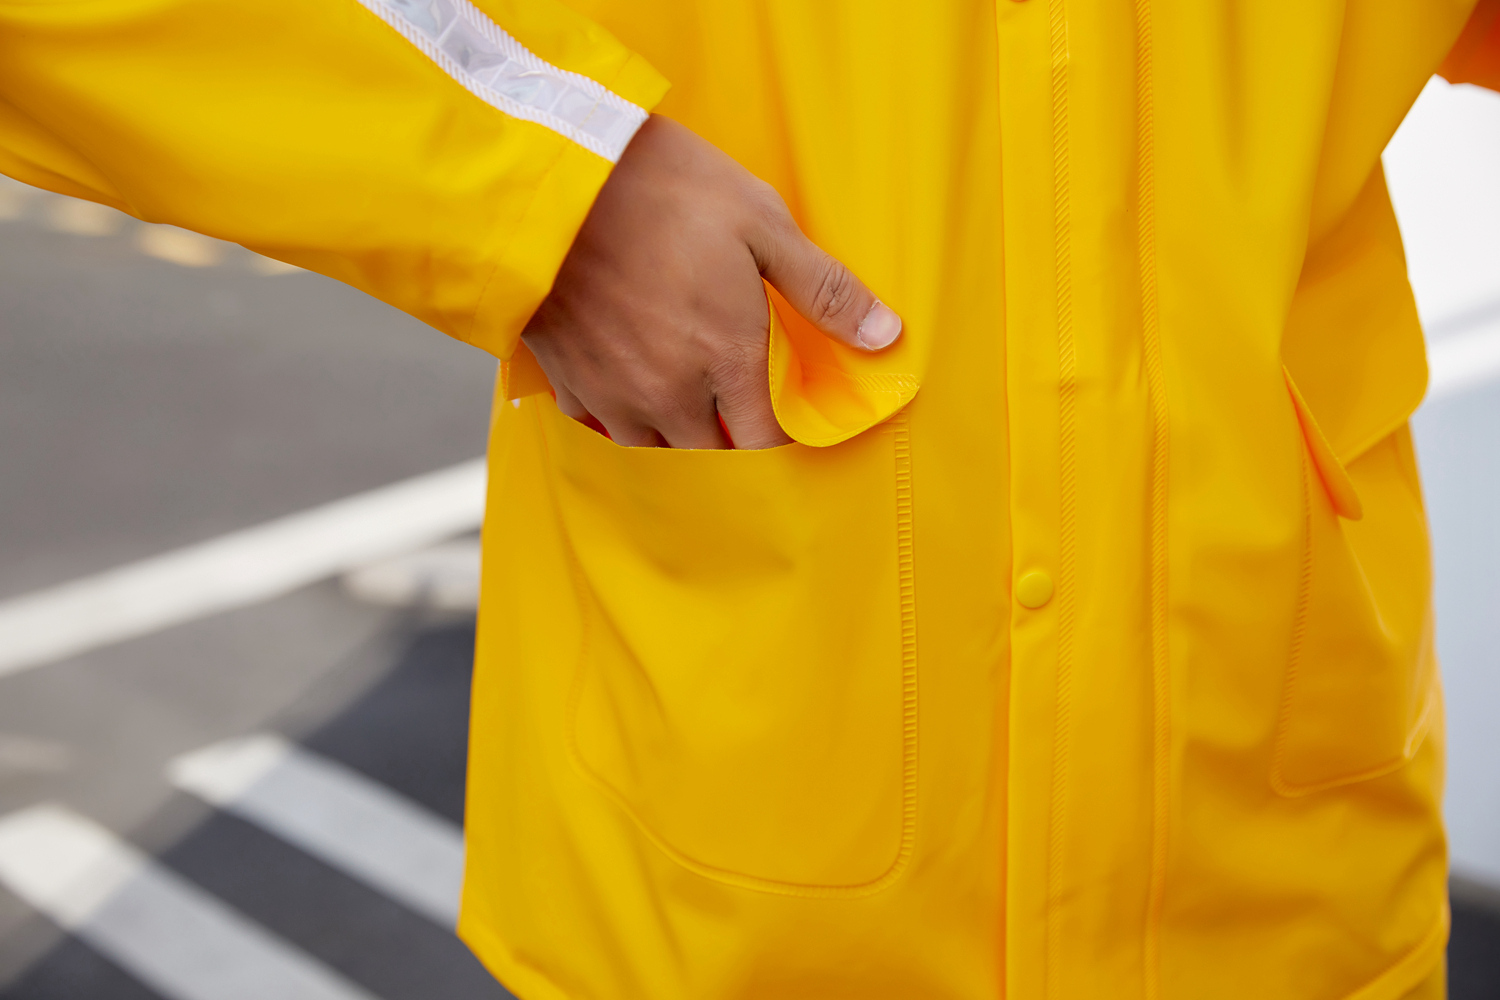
[169,735,465,928]
[342,538,481,611]
[0,459,486,679]
[1428,323,1500,401]
[0,804,378,1000]
[360,0,648,163]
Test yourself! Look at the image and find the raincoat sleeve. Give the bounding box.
[0,0,669,360]
[1440,0,1500,91]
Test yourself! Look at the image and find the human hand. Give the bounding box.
[520,115,902,449]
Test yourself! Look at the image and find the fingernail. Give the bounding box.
[856,300,903,350]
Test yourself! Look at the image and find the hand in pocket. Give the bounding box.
[521,115,902,450]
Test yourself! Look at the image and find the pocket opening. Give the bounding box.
[1284,366,1363,521]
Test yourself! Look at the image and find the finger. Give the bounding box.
[753,218,902,353]
[547,381,617,440]
[644,393,732,450]
[657,419,731,450]
[598,417,669,448]
[553,381,591,421]
[711,357,791,450]
[564,366,726,449]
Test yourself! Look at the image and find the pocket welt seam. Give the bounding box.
[1269,448,1435,797]
[548,403,920,898]
[1283,366,1363,521]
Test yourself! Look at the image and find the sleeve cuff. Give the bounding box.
[468,54,669,370]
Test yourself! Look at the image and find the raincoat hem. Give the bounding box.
[458,914,575,1000]
[1344,904,1449,1000]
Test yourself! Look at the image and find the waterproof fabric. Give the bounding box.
[1,1,1493,997]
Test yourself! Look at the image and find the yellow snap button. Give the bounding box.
[1015,570,1054,609]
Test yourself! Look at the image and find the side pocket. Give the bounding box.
[539,400,917,896]
[1272,376,1437,796]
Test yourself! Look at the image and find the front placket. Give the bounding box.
[996,0,1172,996]
[994,0,1070,996]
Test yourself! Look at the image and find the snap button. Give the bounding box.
[1015,570,1054,609]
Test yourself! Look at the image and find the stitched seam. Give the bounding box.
[1044,0,1076,996]
[550,405,918,897]
[893,410,921,895]
[354,0,647,162]
[1269,453,1316,790]
[1136,0,1172,995]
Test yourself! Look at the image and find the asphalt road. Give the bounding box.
[0,85,1498,998]
[0,183,508,998]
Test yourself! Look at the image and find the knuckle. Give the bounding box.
[812,259,860,326]
[741,181,794,248]
[745,178,788,221]
[706,347,768,412]
[638,373,708,427]
[705,339,761,389]
[636,380,683,421]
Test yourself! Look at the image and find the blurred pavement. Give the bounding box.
[0,181,508,999]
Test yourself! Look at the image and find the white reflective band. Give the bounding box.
[359,0,648,163]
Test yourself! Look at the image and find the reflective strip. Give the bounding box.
[360,0,648,162]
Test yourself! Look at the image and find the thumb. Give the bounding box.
[755,225,902,352]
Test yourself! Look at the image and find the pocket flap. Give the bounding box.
[768,285,921,448]
[1285,366,1364,521]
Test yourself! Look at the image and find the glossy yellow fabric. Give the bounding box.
[0,0,667,356]
[0,0,1484,997]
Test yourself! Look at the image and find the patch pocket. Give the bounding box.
[536,400,916,896]
[1272,380,1436,796]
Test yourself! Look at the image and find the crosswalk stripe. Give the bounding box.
[0,804,379,1000]
[0,180,304,272]
[136,224,225,267]
[1428,322,1500,401]
[0,459,486,679]
[169,735,465,928]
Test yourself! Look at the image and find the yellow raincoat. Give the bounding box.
[3,0,1496,996]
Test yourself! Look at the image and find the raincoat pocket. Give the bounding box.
[1272,378,1436,796]
[536,399,917,896]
